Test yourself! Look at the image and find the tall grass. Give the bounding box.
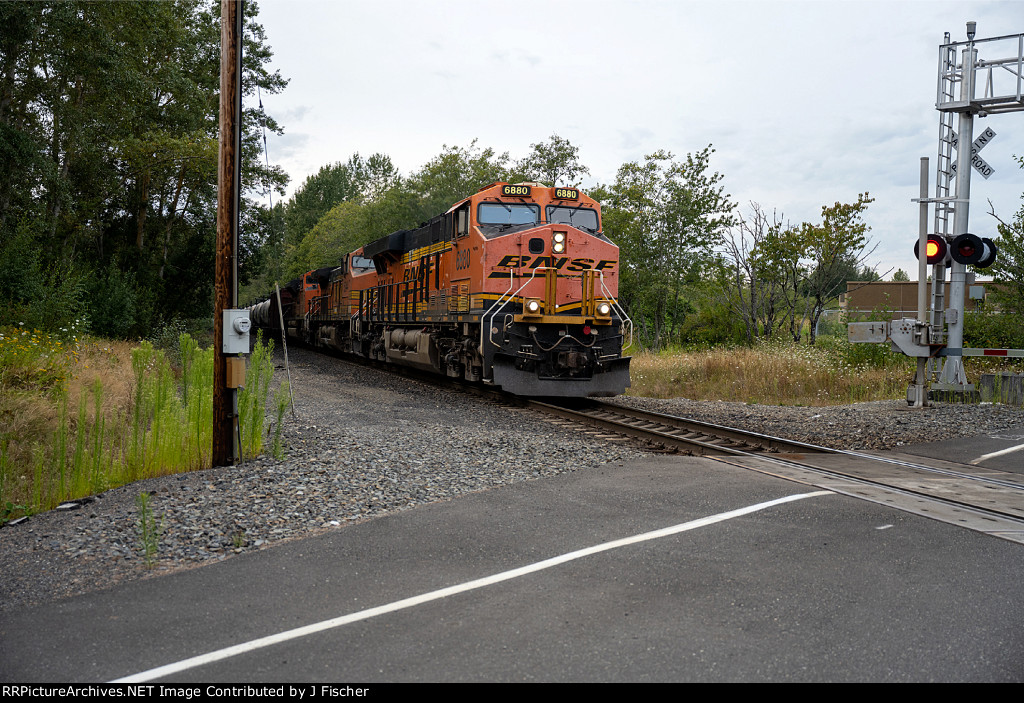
[0,328,278,522]
[627,335,915,405]
[271,380,290,460]
[239,331,274,459]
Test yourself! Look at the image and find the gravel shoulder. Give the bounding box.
[2,348,1022,613]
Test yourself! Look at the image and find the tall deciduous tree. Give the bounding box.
[799,193,876,344]
[717,204,796,342]
[283,153,399,249]
[514,133,589,187]
[599,146,735,349]
[405,140,511,219]
[987,156,1024,316]
[0,0,287,335]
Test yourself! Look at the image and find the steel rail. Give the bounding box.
[528,399,824,457]
[710,451,1024,529]
[585,400,1024,492]
[525,398,1024,531]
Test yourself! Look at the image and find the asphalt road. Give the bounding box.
[896,423,1024,472]
[2,453,1022,683]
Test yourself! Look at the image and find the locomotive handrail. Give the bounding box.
[595,270,633,349]
[482,266,548,349]
[480,266,518,350]
[481,266,633,350]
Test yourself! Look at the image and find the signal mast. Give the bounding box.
[851,22,1024,407]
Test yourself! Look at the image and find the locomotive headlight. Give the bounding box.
[552,232,566,254]
[524,299,542,316]
[597,302,612,317]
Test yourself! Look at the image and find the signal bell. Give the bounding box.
[914,234,948,266]
[950,233,997,268]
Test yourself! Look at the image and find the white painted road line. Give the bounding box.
[111,490,833,683]
[970,442,1024,465]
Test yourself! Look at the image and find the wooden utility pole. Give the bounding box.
[213,0,243,466]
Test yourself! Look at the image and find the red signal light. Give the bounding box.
[915,235,948,266]
[951,233,997,268]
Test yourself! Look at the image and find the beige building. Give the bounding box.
[839,281,995,317]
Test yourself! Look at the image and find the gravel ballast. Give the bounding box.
[2,347,1022,612]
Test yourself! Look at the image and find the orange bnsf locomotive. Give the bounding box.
[250,182,632,396]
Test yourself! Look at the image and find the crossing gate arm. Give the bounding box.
[939,347,1024,358]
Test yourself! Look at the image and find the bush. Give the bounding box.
[963,311,1024,350]
[85,266,138,339]
[0,222,44,324]
[26,262,90,337]
[0,223,89,336]
[148,316,214,368]
[676,303,748,347]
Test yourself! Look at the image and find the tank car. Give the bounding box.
[252,182,632,397]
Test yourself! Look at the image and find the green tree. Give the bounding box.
[986,156,1024,316]
[892,268,910,282]
[277,141,512,282]
[799,193,876,344]
[513,133,590,186]
[404,140,511,219]
[287,201,375,277]
[0,0,287,334]
[239,200,285,296]
[717,204,795,342]
[283,153,399,249]
[758,224,806,342]
[599,146,735,349]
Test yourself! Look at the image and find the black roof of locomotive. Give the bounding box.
[363,230,410,260]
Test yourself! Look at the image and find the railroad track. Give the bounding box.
[528,399,1024,544]
[302,350,1024,543]
[529,398,827,457]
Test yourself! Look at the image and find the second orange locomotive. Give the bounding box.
[251,182,632,396]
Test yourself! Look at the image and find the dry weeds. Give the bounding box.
[626,340,911,406]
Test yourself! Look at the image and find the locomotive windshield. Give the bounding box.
[350,255,375,272]
[547,205,599,233]
[477,203,540,226]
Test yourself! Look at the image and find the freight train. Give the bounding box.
[249,182,631,397]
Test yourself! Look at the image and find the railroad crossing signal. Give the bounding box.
[914,232,996,268]
[914,234,948,265]
[950,233,997,267]
[854,23,1024,405]
[949,126,997,180]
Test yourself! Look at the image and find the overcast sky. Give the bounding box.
[249,0,1023,279]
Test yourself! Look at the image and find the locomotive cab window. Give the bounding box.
[477,203,540,227]
[455,205,469,237]
[546,205,600,233]
[351,255,375,272]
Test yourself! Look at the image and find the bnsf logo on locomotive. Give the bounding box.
[492,255,616,272]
